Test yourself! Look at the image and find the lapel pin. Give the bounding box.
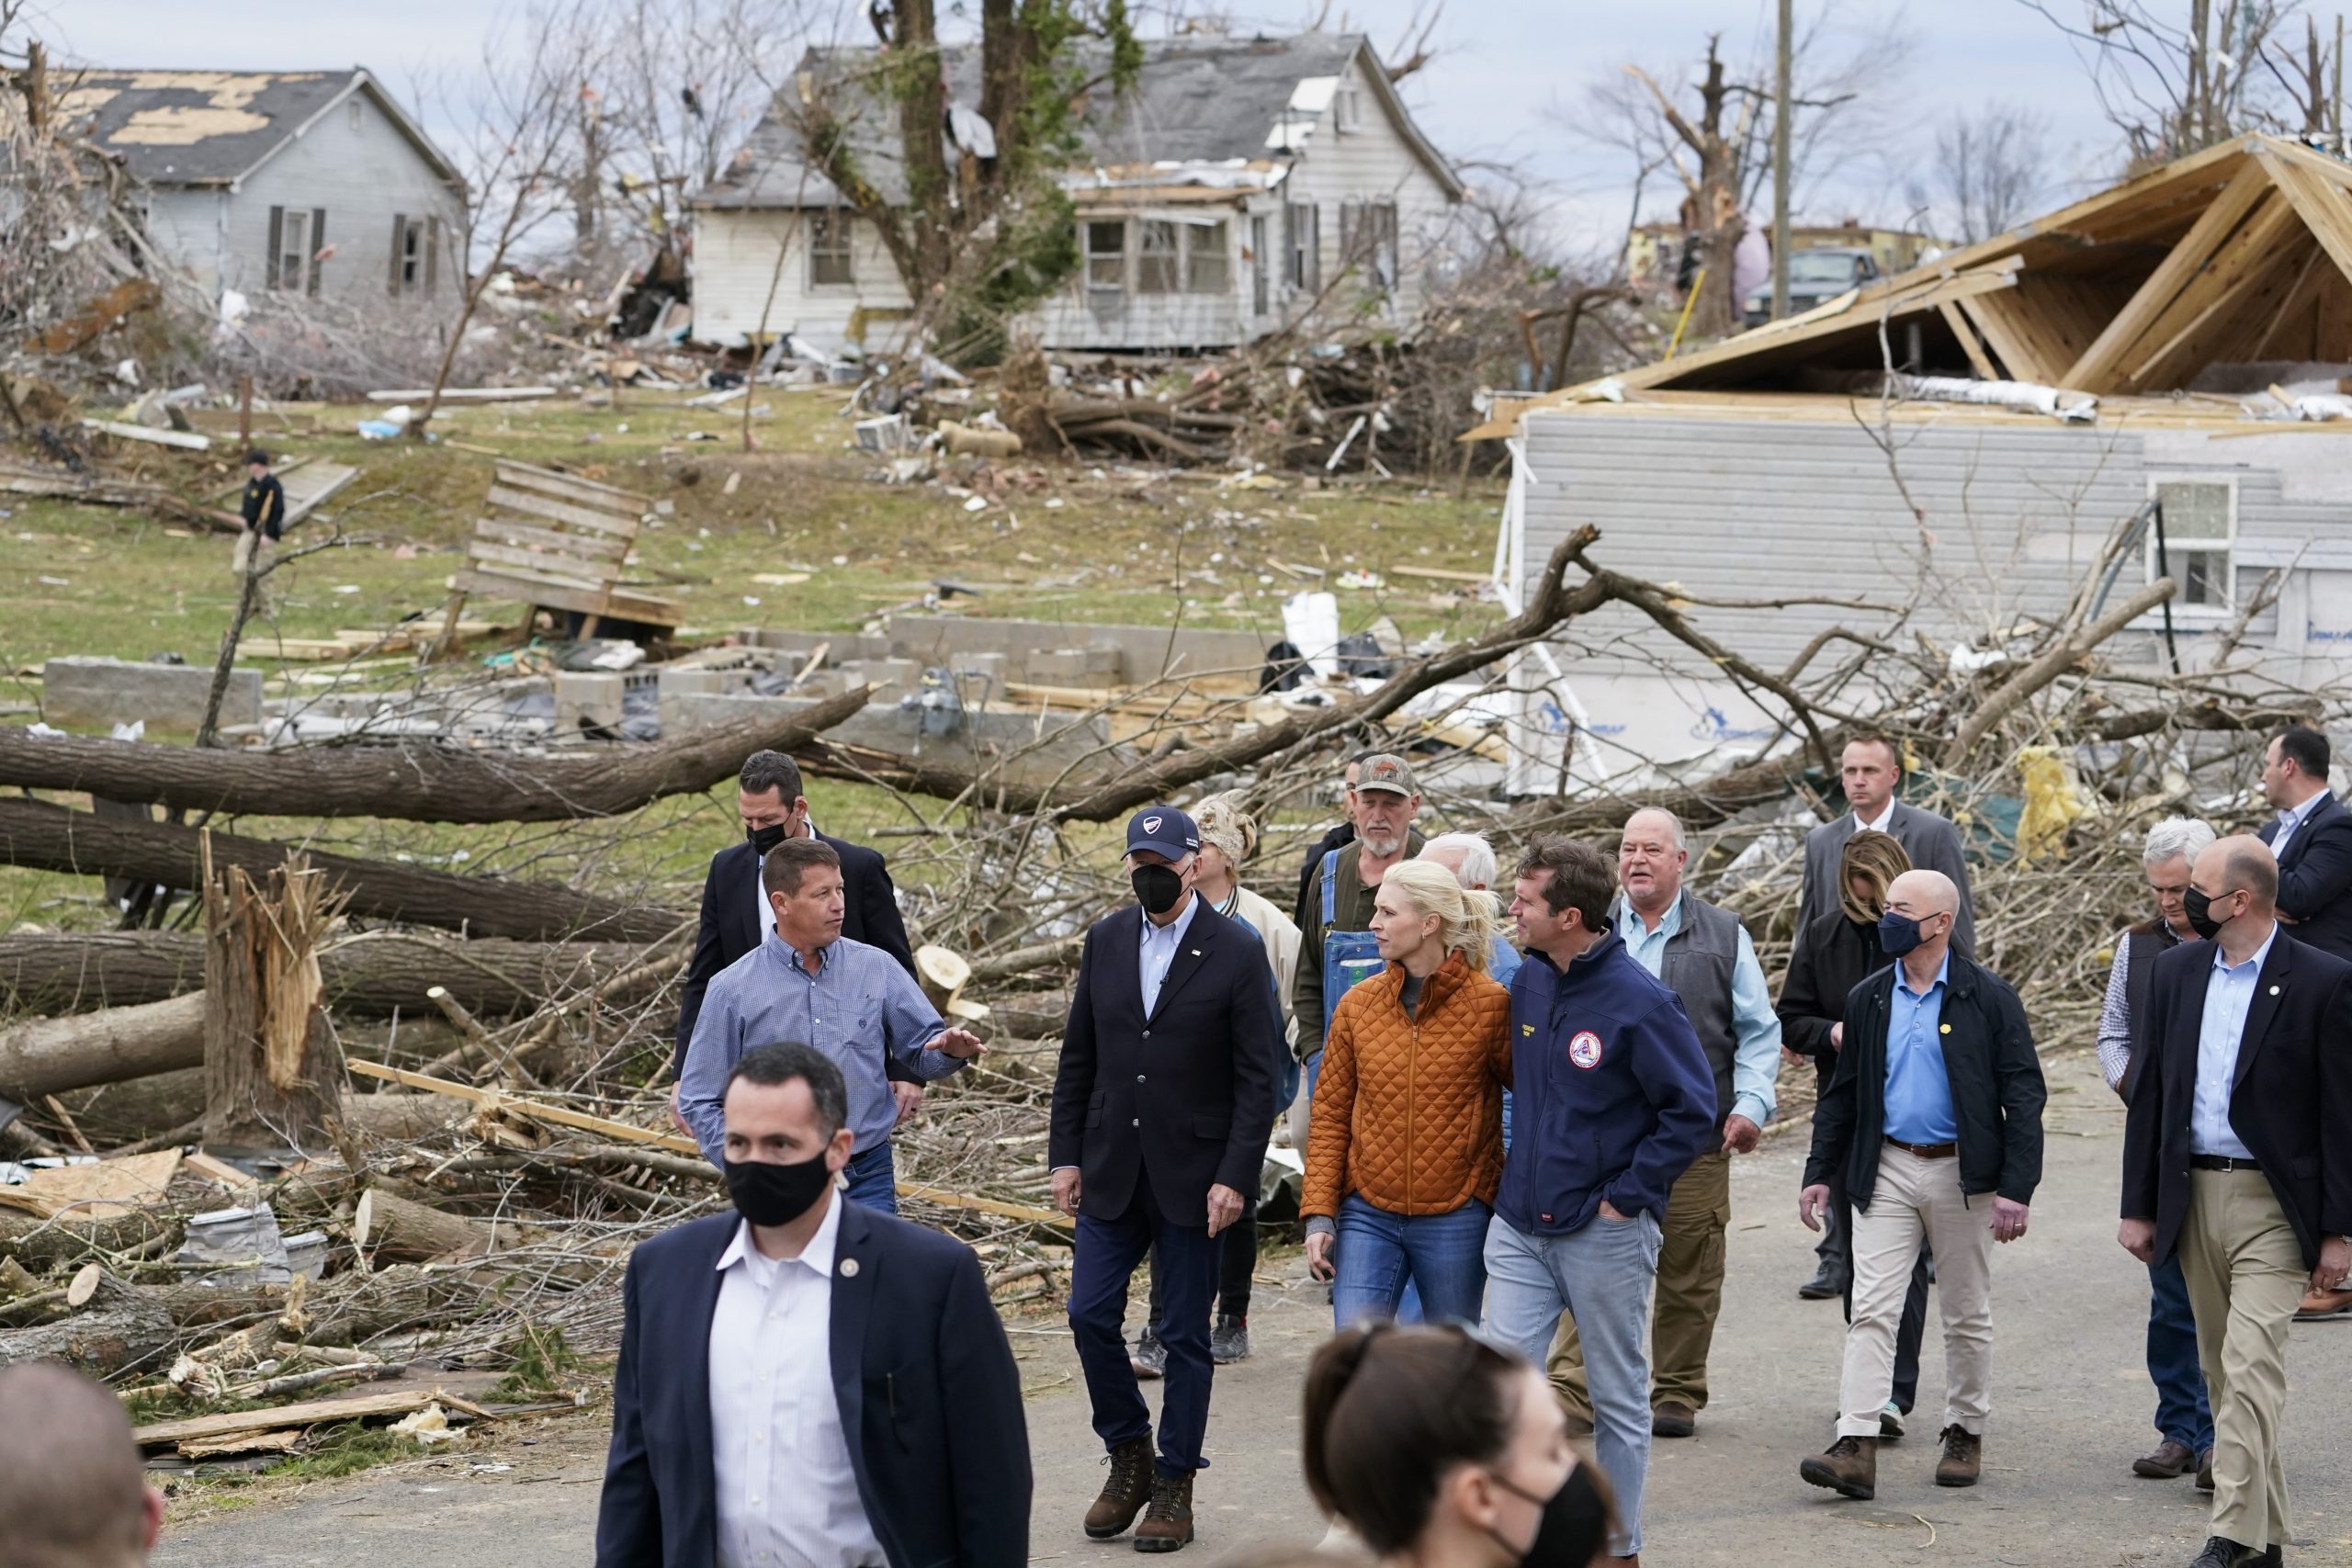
[840,1258,860,1278]
[2270,985,2281,995]
[1191,949,1202,957]
[1939,1022,1951,1034]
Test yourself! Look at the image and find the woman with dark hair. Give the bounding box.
[1777,828,1930,1438]
[1302,1321,1617,1567]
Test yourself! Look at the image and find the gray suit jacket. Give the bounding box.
[1796,801,1975,958]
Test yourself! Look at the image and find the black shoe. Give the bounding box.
[1130,1326,1167,1380]
[1210,1314,1250,1364]
[1798,1266,1843,1300]
[2188,1538,2274,1568]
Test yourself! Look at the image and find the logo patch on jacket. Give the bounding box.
[1521,1023,1535,1037]
[1567,1030,1603,1069]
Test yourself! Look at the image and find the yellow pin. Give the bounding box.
[1521,1024,1535,1036]
[1939,1022,1952,1033]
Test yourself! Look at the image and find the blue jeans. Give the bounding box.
[1484,1210,1664,1558]
[1068,1167,1220,1477]
[843,1141,897,1214]
[1332,1194,1487,1326]
[2150,1251,2214,1450]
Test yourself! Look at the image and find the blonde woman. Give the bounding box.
[1304,860,1512,1325]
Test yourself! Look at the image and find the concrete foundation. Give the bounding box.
[553,672,627,734]
[43,657,262,734]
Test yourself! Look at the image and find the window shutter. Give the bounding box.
[1281,201,1293,291]
[389,214,407,295]
[266,207,284,290]
[308,209,326,296]
[425,217,440,297]
[1339,200,1359,264]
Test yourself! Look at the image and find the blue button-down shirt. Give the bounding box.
[2191,923,2274,1159]
[1883,952,1959,1144]
[1612,893,1781,1126]
[1137,893,1201,1016]
[2271,790,2328,863]
[679,932,962,1166]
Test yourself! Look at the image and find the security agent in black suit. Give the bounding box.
[673,750,919,1087]
[598,1043,1030,1568]
[2121,835,2352,1568]
[2256,725,2352,963]
[1050,807,1281,1553]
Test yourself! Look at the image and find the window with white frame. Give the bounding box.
[1336,86,1363,131]
[1137,220,1181,294]
[2149,478,2234,610]
[1285,200,1319,292]
[1184,220,1231,293]
[808,210,854,286]
[1085,220,1126,291]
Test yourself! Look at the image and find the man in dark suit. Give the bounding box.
[673,750,919,1100]
[1050,806,1281,1553]
[1795,735,1976,957]
[2121,835,2352,1568]
[599,1042,1030,1568]
[2256,725,2352,963]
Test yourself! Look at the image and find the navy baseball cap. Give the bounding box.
[1125,807,1200,862]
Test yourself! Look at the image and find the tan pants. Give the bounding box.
[2178,1168,2302,1551]
[231,531,276,611]
[1837,1145,1995,1438]
[1550,1148,1730,1418]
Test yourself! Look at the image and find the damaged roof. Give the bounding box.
[693,31,1460,211]
[55,68,463,190]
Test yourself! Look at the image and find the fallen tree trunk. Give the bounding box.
[0,684,871,823]
[0,931,646,1017]
[0,799,683,942]
[353,1186,527,1262]
[0,993,208,1100]
[798,525,1611,822]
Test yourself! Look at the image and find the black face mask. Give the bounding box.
[724,1152,834,1228]
[2183,886,2231,942]
[1488,1464,1611,1568]
[745,820,793,856]
[1132,863,1186,916]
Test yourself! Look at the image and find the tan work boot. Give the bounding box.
[1134,1472,1194,1552]
[1085,1435,1154,1540]
[1798,1434,1878,1500]
[1935,1426,1982,1487]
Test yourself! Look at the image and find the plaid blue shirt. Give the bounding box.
[679,933,962,1165]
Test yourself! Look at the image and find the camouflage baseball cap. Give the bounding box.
[1355,752,1419,796]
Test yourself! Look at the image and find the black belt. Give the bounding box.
[1884,1135,1959,1159]
[2190,1155,2263,1173]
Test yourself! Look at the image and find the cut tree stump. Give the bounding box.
[201,840,345,1150]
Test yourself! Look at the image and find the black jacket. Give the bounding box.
[1777,908,1885,1075]
[1049,897,1281,1221]
[1293,821,1355,930]
[2122,930,2352,1269]
[241,472,287,539]
[595,1203,1031,1568]
[672,832,917,1078]
[2262,791,2352,962]
[1804,951,2046,1211]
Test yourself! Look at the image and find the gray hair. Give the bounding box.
[2142,817,2217,870]
[1419,831,1497,890]
[1623,806,1687,852]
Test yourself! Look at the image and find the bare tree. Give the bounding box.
[1916,103,2053,243]
[2021,0,2310,164]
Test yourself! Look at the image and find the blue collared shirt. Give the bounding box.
[1137,893,1201,1016]
[1883,952,1959,1144]
[2191,923,2275,1160]
[2271,790,2328,862]
[1612,893,1781,1126]
[679,932,962,1166]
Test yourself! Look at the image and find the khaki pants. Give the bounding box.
[1837,1145,1995,1438]
[1550,1148,1731,1418]
[231,530,276,611]
[2177,1168,2302,1551]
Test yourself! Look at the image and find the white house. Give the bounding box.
[689,32,1464,355]
[58,69,467,312]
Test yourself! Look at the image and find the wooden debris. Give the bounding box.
[79,418,211,452]
[178,1428,302,1460]
[0,1149,182,1220]
[130,1386,477,1448]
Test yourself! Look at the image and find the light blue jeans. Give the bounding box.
[1483,1209,1664,1557]
[1332,1194,1488,1327]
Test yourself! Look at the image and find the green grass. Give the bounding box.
[263,1423,428,1480]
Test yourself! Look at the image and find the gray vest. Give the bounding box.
[1657,896,1742,1130]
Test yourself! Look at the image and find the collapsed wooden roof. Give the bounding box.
[1510,133,2352,423]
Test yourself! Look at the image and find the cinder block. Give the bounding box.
[656,668,729,699]
[843,657,920,695]
[1023,646,1125,688]
[554,671,627,733]
[659,690,820,739]
[42,657,261,734]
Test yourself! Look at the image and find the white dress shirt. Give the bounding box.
[708,1196,884,1568]
[1136,892,1200,1016]
[2270,789,2327,863]
[1852,800,1895,836]
[2190,923,2276,1161]
[747,819,822,943]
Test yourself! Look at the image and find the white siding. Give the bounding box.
[222,86,463,315]
[692,209,912,351]
[1024,207,1254,351]
[144,188,226,294]
[1275,55,1456,329]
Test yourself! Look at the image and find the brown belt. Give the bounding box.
[1884,1135,1959,1159]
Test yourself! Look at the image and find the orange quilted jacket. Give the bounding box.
[1303,952,1512,1219]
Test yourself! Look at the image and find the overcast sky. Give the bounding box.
[33,0,2352,254]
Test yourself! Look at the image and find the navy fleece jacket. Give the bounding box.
[1496,926,1716,1235]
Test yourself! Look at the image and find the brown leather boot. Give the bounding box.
[1133,1471,1194,1552]
[1084,1435,1154,1540]
[1936,1426,1982,1487]
[1798,1434,1877,1499]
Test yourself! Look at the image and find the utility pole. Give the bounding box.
[1770,0,1792,320]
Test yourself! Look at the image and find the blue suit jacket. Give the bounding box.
[2262,791,2352,963]
[594,1203,1032,1568]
